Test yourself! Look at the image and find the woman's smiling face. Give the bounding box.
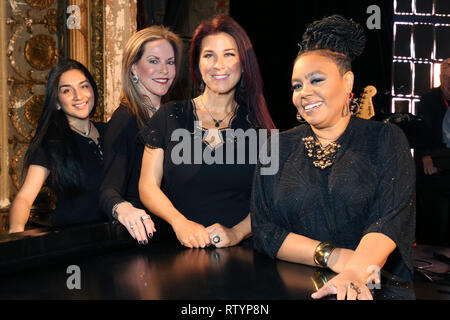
[58,69,95,121]
[132,39,176,99]
[291,51,353,130]
[199,32,242,95]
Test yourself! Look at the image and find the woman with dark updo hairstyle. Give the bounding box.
[251,15,415,300]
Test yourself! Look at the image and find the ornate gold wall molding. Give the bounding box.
[5,0,59,200]
[104,0,137,120]
[0,2,10,209]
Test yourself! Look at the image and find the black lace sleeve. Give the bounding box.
[137,105,168,150]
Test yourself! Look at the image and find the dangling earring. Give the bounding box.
[131,73,139,84]
[56,103,61,110]
[296,112,304,123]
[348,92,359,114]
[342,94,350,117]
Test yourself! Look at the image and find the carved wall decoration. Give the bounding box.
[90,0,105,122]
[24,34,58,70]
[6,1,60,205]
[25,0,55,10]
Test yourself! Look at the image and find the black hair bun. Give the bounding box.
[299,15,366,60]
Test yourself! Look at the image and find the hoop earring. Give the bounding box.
[342,94,351,117]
[131,73,139,84]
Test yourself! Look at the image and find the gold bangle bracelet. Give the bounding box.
[313,241,336,268]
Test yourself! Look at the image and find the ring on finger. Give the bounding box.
[130,224,136,229]
[141,215,150,221]
[212,235,221,244]
[349,282,361,294]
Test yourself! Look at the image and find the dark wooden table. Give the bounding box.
[0,222,447,301]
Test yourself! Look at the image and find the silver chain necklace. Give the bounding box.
[70,121,92,136]
[199,95,237,128]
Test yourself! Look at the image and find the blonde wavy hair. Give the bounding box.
[121,25,182,128]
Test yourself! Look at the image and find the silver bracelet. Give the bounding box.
[111,201,128,220]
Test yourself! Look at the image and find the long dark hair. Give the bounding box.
[24,59,98,196]
[190,15,275,130]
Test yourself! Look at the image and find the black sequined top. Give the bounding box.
[251,117,416,280]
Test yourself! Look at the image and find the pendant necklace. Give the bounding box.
[200,95,237,128]
[143,102,158,113]
[71,121,92,136]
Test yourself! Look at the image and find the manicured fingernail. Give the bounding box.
[148,233,153,239]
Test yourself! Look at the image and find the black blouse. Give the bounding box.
[138,100,256,228]
[99,105,145,219]
[29,122,107,227]
[251,117,416,280]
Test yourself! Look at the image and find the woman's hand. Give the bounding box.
[115,202,156,244]
[326,247,355,274]
[422,156,438,175]
[171,216,211,248]
[206,223,245,248]
[311,268,373,300]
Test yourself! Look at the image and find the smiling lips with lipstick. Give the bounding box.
[303,101,323,113]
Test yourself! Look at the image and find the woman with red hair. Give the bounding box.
[138,15,275,248]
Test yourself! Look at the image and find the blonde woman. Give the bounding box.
[99,26,182,244]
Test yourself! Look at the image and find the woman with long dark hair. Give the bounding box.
[138,15,276,248]
[9,59,107,232]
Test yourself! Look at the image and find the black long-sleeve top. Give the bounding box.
[99,105,145,219]
[251,117,416,280]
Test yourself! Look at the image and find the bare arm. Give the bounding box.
[312,232,396,300]
[276,232,354,273]
[9,165,49,233]
[206,213,252,248]
[139,146,211,248]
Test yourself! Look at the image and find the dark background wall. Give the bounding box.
[136,0,394,131]
[229,0,393,130]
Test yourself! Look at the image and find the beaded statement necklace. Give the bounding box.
[302,136,341,169]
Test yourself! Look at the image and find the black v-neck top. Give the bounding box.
[251,117,416,280]
[29,122,107,227]
[138,100,257,228]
